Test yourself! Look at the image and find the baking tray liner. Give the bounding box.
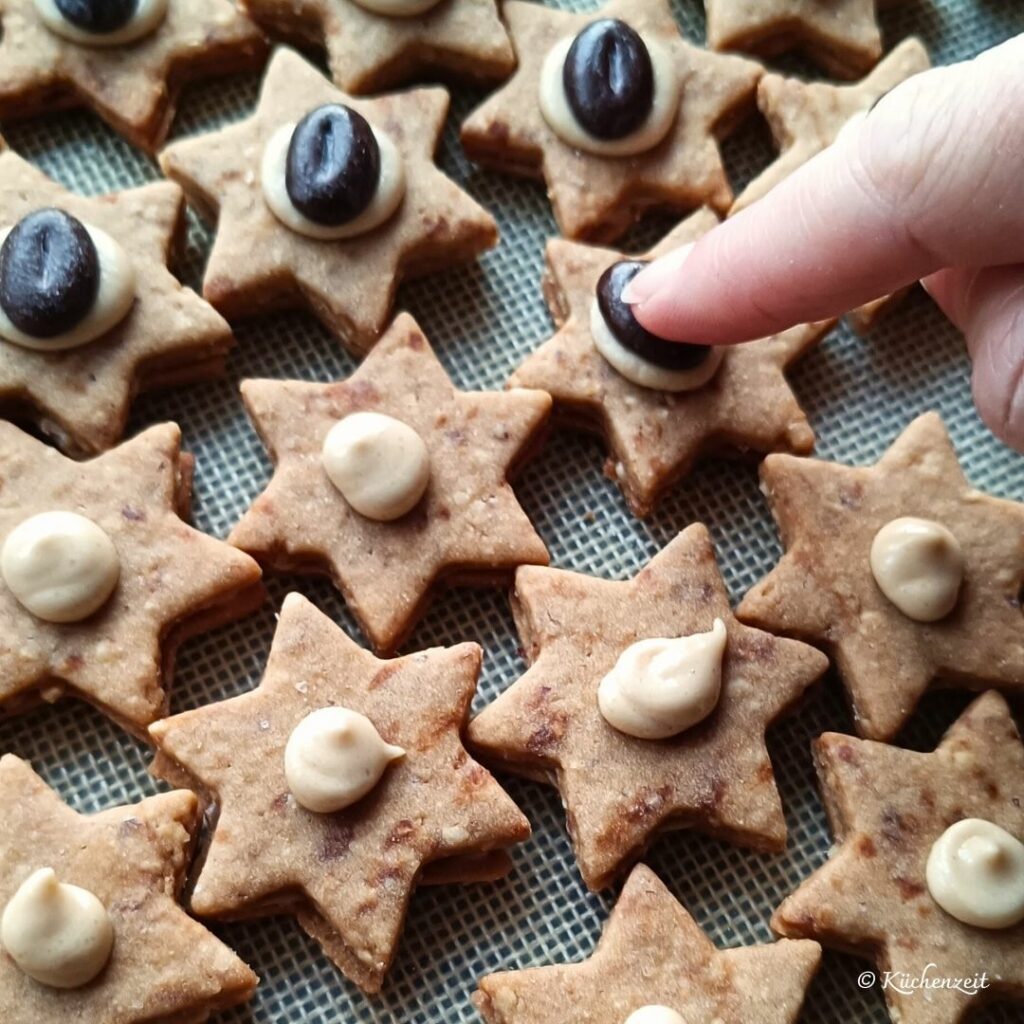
[1,0,1022,1021]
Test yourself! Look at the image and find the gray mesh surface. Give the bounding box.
[2,1,1023,1021]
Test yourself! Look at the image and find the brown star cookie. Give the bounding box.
[509,208,834,518]
[730,37,930,332]
[467,524,829,890]
[737,412,1024,742]
[0,151,236,455]
[148,591,531,993]
[0,421,264,737]
[239,0,514,94]
[459,0,762,242]
[772,692,1024,1024]
[0,754,258,1023]
[159,47,498,355]
[0,0,266,152]
[705,0,884,79]
[476,863,822,1024]
[229,312,549,654]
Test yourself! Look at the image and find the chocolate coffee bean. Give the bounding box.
[54,0,139,34]
[0,209,100,339]
[596,261,709,370]
[285,104,381,226]
[563,19,654,140]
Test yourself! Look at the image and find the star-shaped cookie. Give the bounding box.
[229,312,549,654]
[476,863,822,1024]
[240,0,514,94]
[160,47,498,355]
[737,412,1024,742]
[149,592,531,993]
[0,151,236,455]
[0,0,266,152]
[509,207,834,517]
[460,0,762,242]
[730,37,930,332]
[0,421,264,738]
[467,524,829,890]
[0,754,258,1023]
[773,692,1024,1024]
[705,0,884,79]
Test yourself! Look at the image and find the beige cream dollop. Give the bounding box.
[926,818,1024,929]
[869,516,964,622]
[322,412,431,521]
[624,1007,685,1024]
[0,868,114,988]
[1,511,120,623]
[284,706,405,813]
[598,619,727,740]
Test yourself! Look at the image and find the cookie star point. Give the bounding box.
[160,47,498,354]
[0,754,258,1023]
[149,592,530,993]
[772,692,1024,1024]
[738,412,1024,740]
[475,863,821,1024]
[0,0,266,151]
[469,524,828,890]
[0,421,264,736]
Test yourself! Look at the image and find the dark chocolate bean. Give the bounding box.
[0,209,100,339]
[285,104,381,227]
[563,19,654,141]
[54,0,139,34]
[596,260,710,371]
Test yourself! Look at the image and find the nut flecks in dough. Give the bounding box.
[509,208,834,517]
[0,421,264,737]
[728,38,931,334]
[468,524,828,890]
[474,864,821,1024]
[229,312,550,655]
[772,693,1024,1024]
[0,151,236,455]
[460,0,762,242]
[0,754,257,1022]
[737,412,1024,741]
[148,592,530,993]
[240,0,514,95]
[705,0,885,79]
[159,47,498,355]
[0,0,266,152]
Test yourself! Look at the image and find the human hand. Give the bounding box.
[622,34,1024,450]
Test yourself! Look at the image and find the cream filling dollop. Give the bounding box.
[539,33,681,157]
[598,619,727,740]
[261,121,406,240]
[926,818,1024,929]
[624,1007,686,1024]
[869,516,964,622]
[322,411,431,521]
[0,868,114,989]
[352,0,443,15]
[284,706,405,813]
[590,300,723,392]
[1,511,120,623]
[33,0,168,47]
[0,221,136,352]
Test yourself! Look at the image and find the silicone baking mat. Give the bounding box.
[2,1,1022,1021]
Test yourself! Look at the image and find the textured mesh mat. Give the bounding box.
[2,1,1023,1021]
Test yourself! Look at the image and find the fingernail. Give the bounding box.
[620,243,695,306]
